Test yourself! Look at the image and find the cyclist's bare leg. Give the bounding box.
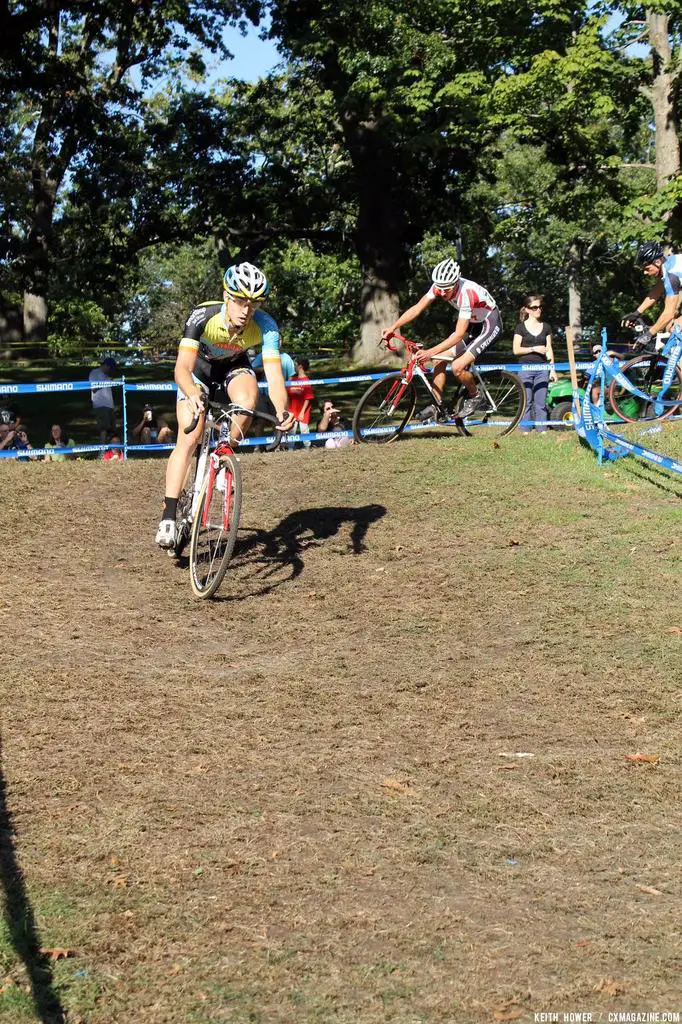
[165,398,205,499]
[227,372,259,443]
[451,351,477,396]
[431,360,447,403]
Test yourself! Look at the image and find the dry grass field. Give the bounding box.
[1,429,681,1023]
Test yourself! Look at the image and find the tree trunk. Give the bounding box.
[341,114,405,365]
[21,167,56,356]
[568,241,582,346]
[647,11,681,191]
[20,9,62,359]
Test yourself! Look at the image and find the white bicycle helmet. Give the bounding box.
[223,262,270,300]
[431,257,461,289]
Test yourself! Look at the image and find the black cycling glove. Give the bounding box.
[621,310,647,329]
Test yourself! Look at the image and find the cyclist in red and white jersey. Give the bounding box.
[382,258,502,419]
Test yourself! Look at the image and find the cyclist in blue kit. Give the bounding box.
[155,262,294,549]
[621,242,682,347]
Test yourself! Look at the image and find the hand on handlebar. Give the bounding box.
[187,391,205,420]
[278,410,296,432]
[633,329,653,351]
[414,346,432,364]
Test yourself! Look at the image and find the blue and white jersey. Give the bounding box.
[661,253,682,297]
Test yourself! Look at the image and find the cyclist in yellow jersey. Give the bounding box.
[155,262,294,549]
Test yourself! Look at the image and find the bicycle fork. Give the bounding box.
[200,444,236,530]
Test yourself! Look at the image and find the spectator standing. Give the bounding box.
[250,349,295,381]
[317,400,353,449]
[89,357,118,443]
[44,424,75,461]
[287,357,315,447]
[512,295,556,433]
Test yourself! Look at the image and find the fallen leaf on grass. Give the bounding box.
[492,999,524,1021]
[191,764,210,774]
[0,976,15,994]
[624,751,659,764]
[40,948,74,961]
[594,978,625,996]
[168,964,183,976]
[494,765,519,771]
[492,441,501,449]
[634,882,664,896]
[669,626,682,635]
[106,874,128,888]
[576,939,590,948]
[381,778,414,796]
[508,539,520,546]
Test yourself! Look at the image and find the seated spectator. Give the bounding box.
[102,435,124,461]
[131,405,175,446]
[317,400,353,449]
[287,357,315,448]
[0,420,33,455]
[44,423,75,462]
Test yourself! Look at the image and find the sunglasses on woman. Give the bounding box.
[526,303,542,310]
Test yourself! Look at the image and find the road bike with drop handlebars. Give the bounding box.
[351,332,525,443]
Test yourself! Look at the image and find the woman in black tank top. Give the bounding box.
[512,294,556,432]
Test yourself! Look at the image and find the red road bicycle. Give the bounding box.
[352,332,525,443]
[175,395,283,598]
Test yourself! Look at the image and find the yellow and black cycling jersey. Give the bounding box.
[178,301,281,365]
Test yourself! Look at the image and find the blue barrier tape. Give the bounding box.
[0,379,123,395]
[122,362,595,393]
[0,443,123,459]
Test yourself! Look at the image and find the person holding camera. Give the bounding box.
[317,400,353,448]
[131,405,174,446]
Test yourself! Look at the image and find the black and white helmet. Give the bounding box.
[431,257,461,289]
[635,242,665,267]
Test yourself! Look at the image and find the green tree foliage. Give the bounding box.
[0,0,255,353]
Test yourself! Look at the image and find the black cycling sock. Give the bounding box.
[163,496,178,520]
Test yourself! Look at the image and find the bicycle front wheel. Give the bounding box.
[189,454,243,598]
[608,354,682,423]
[456,371,525,437]
[352,373,417,444]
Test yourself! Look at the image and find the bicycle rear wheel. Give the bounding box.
[456,370,525,437]
[189,453,243,598]
[608,354,682,423]
[352,373,417,444]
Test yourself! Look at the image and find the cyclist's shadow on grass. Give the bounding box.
[220,503,387,600]
[0,736,67,1023]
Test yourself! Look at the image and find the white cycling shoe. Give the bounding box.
[155,519,177,548]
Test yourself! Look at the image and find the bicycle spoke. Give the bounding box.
[352,374,417,443]
[457,371,525,437]
[189,456,243,598]
[608,355,682,423]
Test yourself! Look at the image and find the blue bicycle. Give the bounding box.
[606,325,682,422]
